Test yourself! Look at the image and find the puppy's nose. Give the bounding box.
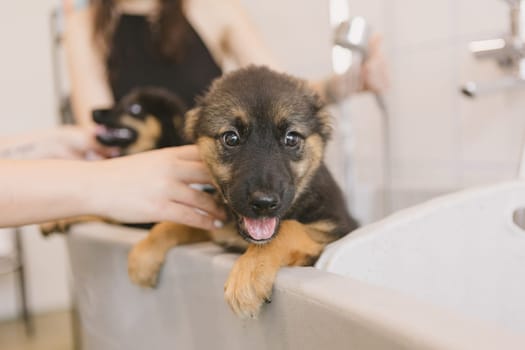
[250,191,280,216]
[92,109,112,124]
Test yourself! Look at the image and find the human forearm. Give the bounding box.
[0,147,226,229]
[0,126,104,160]
[0,134,41,159]
[0,159,96,227]
[65,7,113,127]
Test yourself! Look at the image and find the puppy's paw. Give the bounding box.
[224,256,276,319]
[39,220,71,236]
[127,240,165,288]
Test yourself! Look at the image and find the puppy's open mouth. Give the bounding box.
[240,217,279,243]
[95,124,137,147]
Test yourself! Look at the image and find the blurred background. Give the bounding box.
[1,0,524,348]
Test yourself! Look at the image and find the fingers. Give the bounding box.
[173,145,203,161]
[51,148,84,160]
[363,34,389,93]
[158,202,224,231]
[368,33,383,53]
[60,126,119,159]
[175,160,213,184]
[170,184,226,221]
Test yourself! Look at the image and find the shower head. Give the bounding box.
[334,16,371,55]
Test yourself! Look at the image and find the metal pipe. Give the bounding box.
[332,14,393,216]
[462,0,525,97]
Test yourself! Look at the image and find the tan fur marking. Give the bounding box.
[270,80,313,125]
[292,134,324,199]
[128,222,210,287]
[224,220,324,318]
[272,106,288,125]
[40,216,113,236]
[184,107,201,141]
[209,222,249,250]
[317,108,333,137]
[121,115,162,154]
[197,137,231,185]
[305,220,339,244]
[172,115,184,131]
[230,106,249,124]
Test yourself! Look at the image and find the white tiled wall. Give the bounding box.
[345,0,525,219]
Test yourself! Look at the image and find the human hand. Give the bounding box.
[324,33,389,102]
[88,146,226,230]
[361,34,389,93]
[0,126,110,160]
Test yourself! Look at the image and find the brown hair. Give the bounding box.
[91,0,188,61]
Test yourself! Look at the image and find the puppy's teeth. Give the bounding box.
[214,220,224,229]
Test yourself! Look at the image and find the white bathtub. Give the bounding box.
[317,181,525,337]
[68,181,525,349]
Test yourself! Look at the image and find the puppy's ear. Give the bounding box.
[317,107,333,141]
[311,91,333,142]
[184,107,201,141]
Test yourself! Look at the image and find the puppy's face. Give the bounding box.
[186,66,331,244]
[94,88,187,155]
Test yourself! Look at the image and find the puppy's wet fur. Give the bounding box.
[127,66,358,318]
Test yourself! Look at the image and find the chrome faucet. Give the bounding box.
[462,0,525,97]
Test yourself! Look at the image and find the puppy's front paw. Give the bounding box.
[224,256,276,319]
[39,220,70,236]
[127,240,165,288]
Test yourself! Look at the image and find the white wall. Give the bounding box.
[241,0,332,78]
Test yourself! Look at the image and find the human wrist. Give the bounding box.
[77,160,111,217]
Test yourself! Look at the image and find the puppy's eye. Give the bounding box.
[284,131,302,148]
[222,131,240,147]
[129,103,142,116]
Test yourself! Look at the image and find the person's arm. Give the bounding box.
[0,126,107,160]
[314,34,389,103]
[219,0,281,70]
[63,5,114,128]
[0,146,225,229]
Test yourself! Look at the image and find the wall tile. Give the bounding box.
[389,46,458,164]
[390,0,455,48]
[241,0,332,78]
[456,0,508,39]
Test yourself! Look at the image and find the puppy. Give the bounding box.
[93,86,188,155]
[128,66,359,318]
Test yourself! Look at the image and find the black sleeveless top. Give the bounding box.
[106,14,222,108]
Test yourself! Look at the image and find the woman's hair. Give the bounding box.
[91,0,188,61]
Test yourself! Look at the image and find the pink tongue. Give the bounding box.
[95,124,108,136]
[243,217,277,240]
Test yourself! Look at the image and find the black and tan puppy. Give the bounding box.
[93,86,188,154]
[128,66,358,318]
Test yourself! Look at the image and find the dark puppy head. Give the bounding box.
[186,65,331,244]
[94,87,187,155]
